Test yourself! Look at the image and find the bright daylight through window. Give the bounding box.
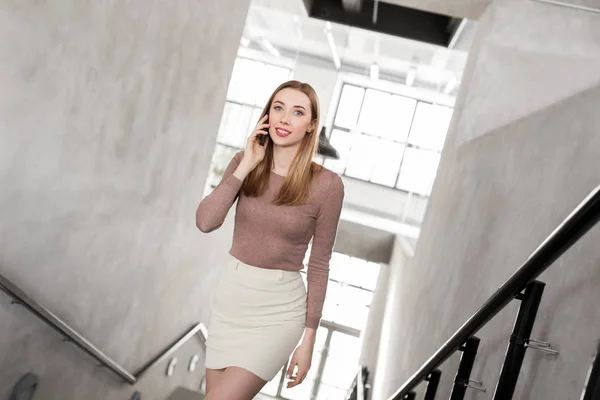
[325,84,452,195]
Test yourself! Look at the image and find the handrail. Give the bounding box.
[0,273,207,384]
[388,185,600,399]
[346,366,369,400]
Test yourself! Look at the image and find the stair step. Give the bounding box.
[166,387,205,400]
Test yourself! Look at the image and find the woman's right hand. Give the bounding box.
[241,115,270,169]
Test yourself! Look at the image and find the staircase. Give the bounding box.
[167,387,205,400]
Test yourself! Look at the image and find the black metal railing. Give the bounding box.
[347,366,370,400]
[387,185,600,400]
[0,274,207,384]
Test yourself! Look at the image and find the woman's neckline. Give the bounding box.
[271,170,286,178]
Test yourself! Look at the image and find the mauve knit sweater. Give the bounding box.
[196,151,344,329]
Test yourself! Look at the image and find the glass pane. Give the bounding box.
[307,352,321,380]
[383,95,417,142]
[227,58,263,104]
[335,299,370,330]
[408,103,453,151]
[344,135,381,181]
[369,140,405,187]
[248,107,264,138]
[343,257,381,290]
[328,252,351,282]
[280,378,314,400]
[317,384,349,400]
[334,85,364,130]
[261,369,282,397]
[356,90,416,142]
[322,281,341,322]
[342,285,373,308]
[323,129,355,175]
[356,89,390,136]
[396,148,441,196]
[321,333,361,388]
[256,64,291,106]
[328,332,361,357]
[363,262,382,291]
[314,326,329,353]
[204,144,239,195]
[216,103,253,148]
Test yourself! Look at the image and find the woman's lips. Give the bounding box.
[275,127,291,137]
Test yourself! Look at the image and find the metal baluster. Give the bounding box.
[450,337,485,400]
[404,391,416,400]
[493,281,545,400]
[424,369,441,400]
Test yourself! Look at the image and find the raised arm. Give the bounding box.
[195,151,244,233]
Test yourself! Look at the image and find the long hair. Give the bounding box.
[242,80,322,206]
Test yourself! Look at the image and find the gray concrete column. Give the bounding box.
[370,236,413,399]
[374,1,600,399]
[359,262,391,388]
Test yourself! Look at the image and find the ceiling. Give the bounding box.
[244,1,473,93]
[382,0,490,20]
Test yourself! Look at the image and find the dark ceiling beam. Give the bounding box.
[304,0,461,48]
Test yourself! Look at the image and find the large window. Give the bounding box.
[260,252,381,400]
[324,84,453,196]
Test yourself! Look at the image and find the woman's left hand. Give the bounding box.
[286,341,313,388]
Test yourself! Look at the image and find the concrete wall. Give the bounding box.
[370,236,413,399]
[0,1,250,399]
[375,1,600,399]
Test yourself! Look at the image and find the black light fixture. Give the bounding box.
[316,127,339,159]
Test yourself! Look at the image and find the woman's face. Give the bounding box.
[268,88,315,149]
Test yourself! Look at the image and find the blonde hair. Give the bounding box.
[242,80,322,206]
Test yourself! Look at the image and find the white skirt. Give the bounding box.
[205,256,307,381]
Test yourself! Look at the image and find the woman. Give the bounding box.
[196,80,344,400]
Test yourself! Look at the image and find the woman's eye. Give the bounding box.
[274,106,283,111]
[294,110,304,116]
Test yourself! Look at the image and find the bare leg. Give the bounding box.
[205,368,225,394]
[205,366,267,400]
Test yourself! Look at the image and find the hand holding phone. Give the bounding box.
[241,115,269,171]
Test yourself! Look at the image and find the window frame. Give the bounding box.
[321,73,455,197]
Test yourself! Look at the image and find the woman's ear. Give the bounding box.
[308,120,316,133]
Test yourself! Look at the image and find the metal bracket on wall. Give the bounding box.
[10,373,38,400]
[166,358,178,377]
[525,339,559,356]
[463,379,486,393]
[530,0,600,14]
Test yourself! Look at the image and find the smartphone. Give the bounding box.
[258,116,269,146]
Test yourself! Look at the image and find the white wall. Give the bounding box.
[375,1,600,399]
[0,1,250,398]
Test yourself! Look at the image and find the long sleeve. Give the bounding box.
[196,151,244,233]
[305,173,345,329]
